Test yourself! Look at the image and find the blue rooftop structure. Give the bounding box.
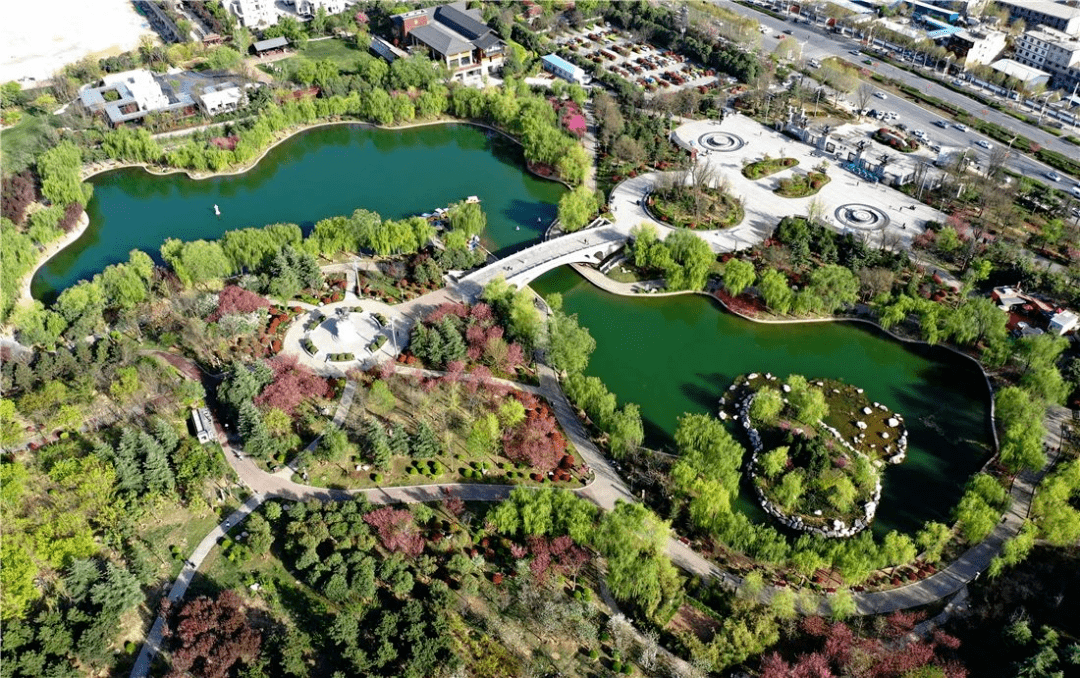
[541,54,585,84]
[909,0,959,24]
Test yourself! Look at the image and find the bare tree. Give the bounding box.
[806,197,826,225]
[688,161,717,221]
[985,145,1010,181]
[855,82,876,115]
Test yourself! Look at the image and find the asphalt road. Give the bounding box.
[716,0,1080,184]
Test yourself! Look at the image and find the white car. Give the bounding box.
[912,129,926,139]
[1046,171,1061,182]
[954,123,968,132]
[874,91,887,99]
[975,139,991,149]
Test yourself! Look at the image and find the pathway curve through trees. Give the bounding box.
[132,263,1071,677]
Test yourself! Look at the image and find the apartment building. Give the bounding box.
[1014,26,1080,91]
[994,0,1080,36]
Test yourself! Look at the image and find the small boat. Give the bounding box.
[515,226,520,231]
[213,204,220,216]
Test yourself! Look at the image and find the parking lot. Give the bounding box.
[549,25,718,96]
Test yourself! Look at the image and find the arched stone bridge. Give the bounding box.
[453,225,627,300]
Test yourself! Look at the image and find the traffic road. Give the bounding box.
[717,0,1079,181]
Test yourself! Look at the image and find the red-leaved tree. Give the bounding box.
[208,285,271,322]
[165,590,262,678]
[1,171,36,224]
[255,354,330,415]
[363,506,424,556]
[424,302,468,324]
[502,406,566,472]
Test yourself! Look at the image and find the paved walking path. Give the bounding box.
[130,493,265,678]
[838,403,1072,616]
[130,343,1069,677]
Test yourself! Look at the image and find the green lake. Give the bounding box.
[31,123,564,301]
[34,122,993,536]
[532,268,994,535]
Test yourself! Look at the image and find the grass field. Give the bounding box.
[0,113,56,173]
[299,38,365,67]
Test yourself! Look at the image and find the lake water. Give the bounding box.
[532,268,993,535]
[32,123,564,300]
[35,122,993,535]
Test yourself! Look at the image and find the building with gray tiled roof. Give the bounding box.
[391,2,505,81]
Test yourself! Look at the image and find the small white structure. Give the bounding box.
[1049,310,1079,335]
[230,0,275,28]
[191,406,217,445]
[990,58,1051,89]
[541,54,586,84]
[198,84,246,116]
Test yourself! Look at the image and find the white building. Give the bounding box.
[991,58,1052,88]
[230,0,274,28]
[994,0,1080,36]
[198,84,246,116]
[948,28,1007,67]
[296,0,348,17]
[102,70,170,111]
[1049,310,1079,335]
[1014,27,1080,92]
[541,54,586,84]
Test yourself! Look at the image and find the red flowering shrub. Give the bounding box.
[424,302,468,324]
[165,590,262,678]
[255,355,330,415]
[502,406,566,472]
[209,285,271,322]
[363,506,424,556]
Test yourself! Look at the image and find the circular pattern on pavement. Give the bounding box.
[697,131,746,152]
[834,203,890,230]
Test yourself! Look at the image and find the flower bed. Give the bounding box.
[367,335,387,353]
[303,312,324,332]
[871,128,919,153]
[775,172,830,198]
[645,187,744,229]
[741,157,799,180]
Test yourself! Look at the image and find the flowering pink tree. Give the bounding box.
[363,507,424,556]
[424,302,468,324]
[208,285,271,321]
[502,407,566,472]
[255,355,330,415]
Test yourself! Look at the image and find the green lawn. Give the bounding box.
[296,37,364,70]
[1,114,56,173]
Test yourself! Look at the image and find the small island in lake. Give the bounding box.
[720,373,908,538]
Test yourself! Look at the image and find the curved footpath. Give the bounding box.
[568,261,1067,615]
[132,255,1071,675]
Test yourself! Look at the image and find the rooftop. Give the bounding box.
[542,53,580,74]
[252,36,289,52]
[991,58,1051,83]
[997,0,1080,22]
[410,23,473,57]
